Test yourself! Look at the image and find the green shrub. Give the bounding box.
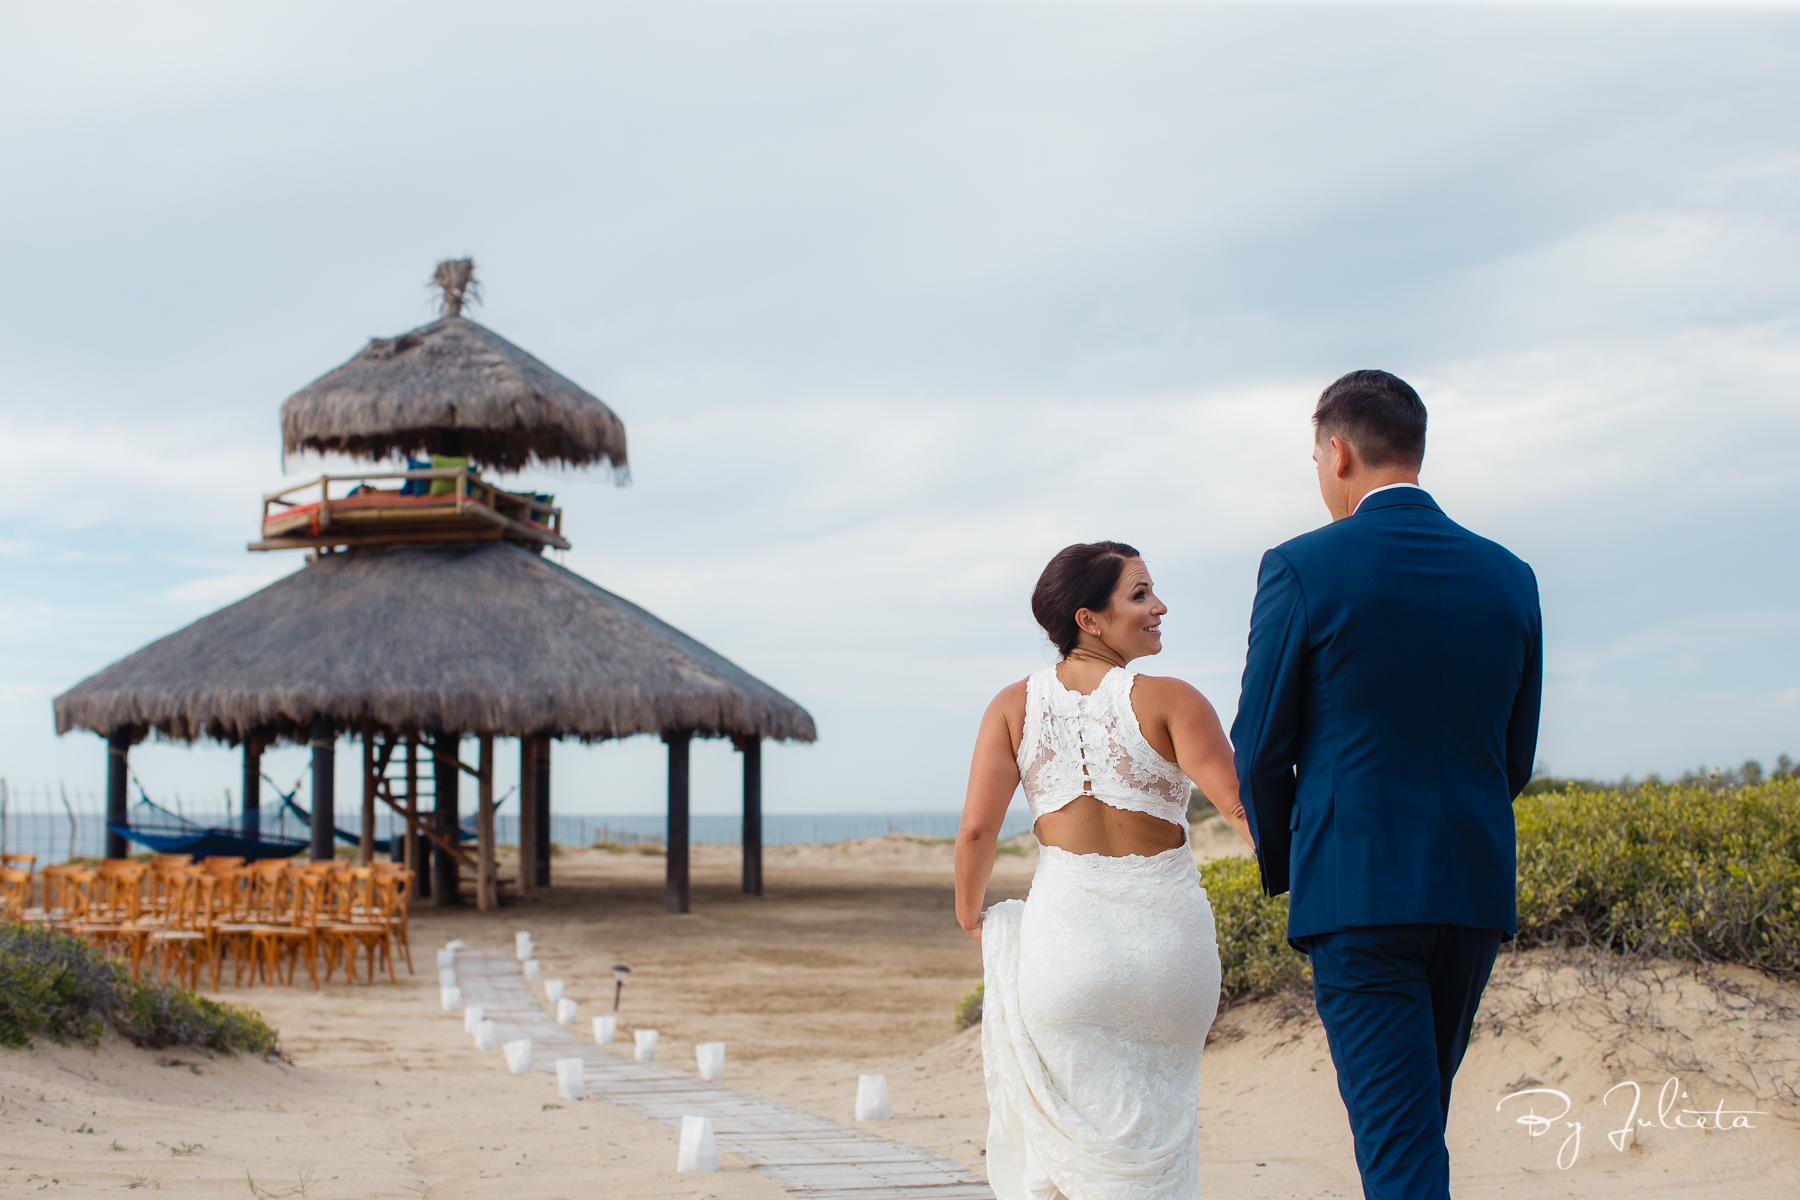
[954,983,984,1031]
[1515,779,1800,976]
[1201,856,1310,1005]
[0,923,280,1056]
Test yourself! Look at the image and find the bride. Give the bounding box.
[955,541,1255,1200]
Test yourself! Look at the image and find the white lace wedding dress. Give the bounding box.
[982,666,1221,1200]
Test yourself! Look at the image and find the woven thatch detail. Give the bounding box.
[280,315,628,475]
[54,543,814,746]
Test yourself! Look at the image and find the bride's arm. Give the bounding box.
[1152,679,1255,850]
[954,682,1026,942]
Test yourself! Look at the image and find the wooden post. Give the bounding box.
[405,735,424,891]
[665,730,691,914]
[529,741,550,892]
[432,733,461,906]
[517,737,537,898]
[310,716,335,863]
[359,732,377,866]
[738,736,763,896]
[477,734,496,911]
[105,730,130,860]
[241,733,263,838]
[534,738,553,888]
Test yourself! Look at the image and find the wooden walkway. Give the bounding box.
[455,949,994,1200]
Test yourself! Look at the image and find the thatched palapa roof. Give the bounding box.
[280,260,628,474]
[54,542,816,746]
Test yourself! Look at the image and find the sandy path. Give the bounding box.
[3,833,1797,1198]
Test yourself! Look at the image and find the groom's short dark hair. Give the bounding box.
[1313,370,1427,469]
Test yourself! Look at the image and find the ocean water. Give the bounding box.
[542,809,1037,849]
[0,796,1034,865]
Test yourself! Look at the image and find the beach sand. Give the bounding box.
[3,830,1796,1198]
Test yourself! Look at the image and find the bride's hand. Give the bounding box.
[960,911,984,943]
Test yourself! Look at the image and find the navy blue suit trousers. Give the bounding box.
[1307,925,1501,1199]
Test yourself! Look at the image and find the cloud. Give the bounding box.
[2,3,1798,807]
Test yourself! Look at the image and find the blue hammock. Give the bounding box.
[109,796,309,861]
[278,790,512,854]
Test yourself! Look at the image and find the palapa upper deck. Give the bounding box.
[253,466,568,553]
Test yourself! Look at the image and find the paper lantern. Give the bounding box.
[677,1115,719,1173]
[555,1057,587,1101]
[855,1074,891,1120]
[695,1042,725,1081]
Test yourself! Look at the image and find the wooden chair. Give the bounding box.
[148,871,219,991]
[323,869,394,984]
[1,854,38,918]
[92,862,147,920]
[12,868,49,927]
[247,857,290,896]
[75,862,148,970]
[40,865,95,928]
[145,860,193,921]
[241,870,298,986]
[201,856,246,875]
[374,870,413,982]
[212,868,266,985]
[382,869,415,973]
[252,873,326,989]
[0,868,30,923]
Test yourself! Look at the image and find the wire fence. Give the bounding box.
[0,778,1032,866]
[1,784,115,864]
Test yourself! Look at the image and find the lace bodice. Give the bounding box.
[1017,666,1191,831]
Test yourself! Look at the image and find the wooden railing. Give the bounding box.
[255,468,567,551]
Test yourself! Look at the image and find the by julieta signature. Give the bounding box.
[1495,1076,1767,1170]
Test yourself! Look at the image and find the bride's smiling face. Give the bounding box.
[1075,559,1168,661]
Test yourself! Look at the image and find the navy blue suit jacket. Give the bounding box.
[1230,487,1542,942]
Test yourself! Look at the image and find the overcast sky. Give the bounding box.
[3,1,1797,819]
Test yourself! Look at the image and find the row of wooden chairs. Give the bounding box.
[2,853,414,993]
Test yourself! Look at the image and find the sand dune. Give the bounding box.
[2,834,1795,1198]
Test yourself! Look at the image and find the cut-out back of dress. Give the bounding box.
[1016,666,1191,832]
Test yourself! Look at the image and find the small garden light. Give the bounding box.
[613,963,631,1011]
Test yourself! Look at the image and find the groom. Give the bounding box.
[1231,370,1542,1199]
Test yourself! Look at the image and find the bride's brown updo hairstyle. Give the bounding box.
[1032,541,1142,658]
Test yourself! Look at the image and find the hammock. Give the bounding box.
[109,795,309,861]
[277,788,512,854]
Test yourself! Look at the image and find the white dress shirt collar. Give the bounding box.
[1352,481,1425,515]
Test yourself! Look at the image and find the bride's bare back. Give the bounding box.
[954,551,1254,939]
